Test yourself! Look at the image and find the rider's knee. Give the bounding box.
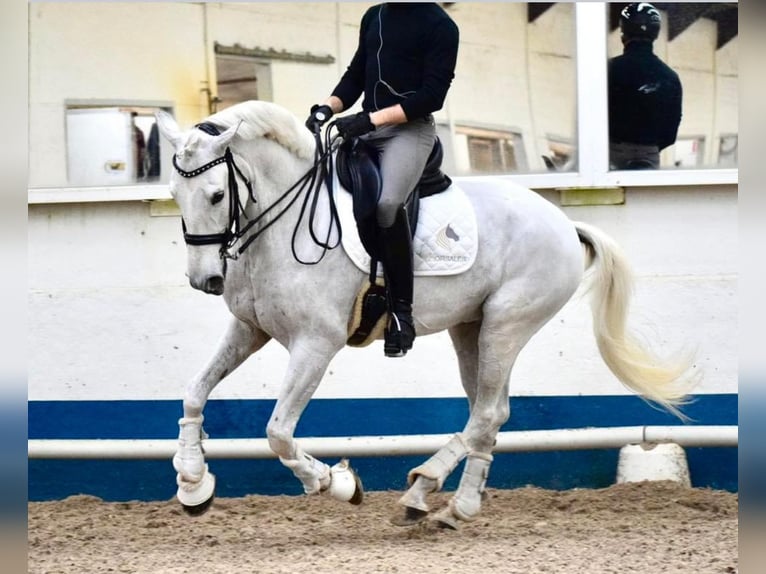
[376,198,403,228]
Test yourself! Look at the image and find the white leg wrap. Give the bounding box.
[280,448,331,495]
[450,452,493,522]
[173,416,208,483]
[407,433,469,490]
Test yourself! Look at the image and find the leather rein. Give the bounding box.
[172,122,342,264]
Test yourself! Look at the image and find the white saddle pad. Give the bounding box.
[336,178,478,276]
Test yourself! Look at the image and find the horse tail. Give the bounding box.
[574,221,697,420]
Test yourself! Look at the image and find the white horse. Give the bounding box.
[156,100,694,528]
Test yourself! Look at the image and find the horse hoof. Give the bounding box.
[349,469,364,506]
[390,506,429,527]
[329,459,364,505]
[182,494,215,516]
[431,507,460,530]
[176,467,216,515]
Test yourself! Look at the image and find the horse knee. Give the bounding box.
[266,423,294,459]
[470,404,509,434]
[495,401,510,427]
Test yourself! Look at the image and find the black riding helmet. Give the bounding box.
[620,2,662,41]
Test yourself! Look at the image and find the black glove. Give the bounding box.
[335,111,376,139]
[305,104,334,133]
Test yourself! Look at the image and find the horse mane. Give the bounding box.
[205,100,316,160]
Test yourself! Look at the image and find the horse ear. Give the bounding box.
[155,110,184,149]
[210,120,242,154]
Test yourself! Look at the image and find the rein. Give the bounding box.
[172,122,342,265]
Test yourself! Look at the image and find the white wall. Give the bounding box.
[28,185,737,402]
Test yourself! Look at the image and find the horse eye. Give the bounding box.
[211,191,225,205]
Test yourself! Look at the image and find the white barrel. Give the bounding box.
[616,442,691,486]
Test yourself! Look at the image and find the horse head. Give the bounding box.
[156,110,250,295]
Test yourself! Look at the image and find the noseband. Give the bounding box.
[171,121,342,264]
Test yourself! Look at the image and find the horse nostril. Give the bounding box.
[205,276,225,295]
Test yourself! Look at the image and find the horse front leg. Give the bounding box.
[266,338,363,504]
[174,316,270,513]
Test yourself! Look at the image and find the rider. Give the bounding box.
[608,2,683,169]
[305,2,459,358]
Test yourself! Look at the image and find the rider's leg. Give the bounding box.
[379,206,415,356]
[363,116,435,356]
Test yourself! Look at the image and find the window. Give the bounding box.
[717,134,738,167]
[673,137,705,168]
[437,2,577,176]
[64,103,173,187]
[27,2,737,200]
[461,128,524,174]
[606,2,738,171]
[214,55,273,112]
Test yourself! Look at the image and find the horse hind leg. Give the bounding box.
[174,317,270,514]
[432,320,532,529]
[392,321,481,526]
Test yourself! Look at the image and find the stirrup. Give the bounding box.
[384,311,415,357]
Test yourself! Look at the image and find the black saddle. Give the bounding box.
[335,137,452,260]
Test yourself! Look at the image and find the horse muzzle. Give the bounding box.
[189,274,225,295]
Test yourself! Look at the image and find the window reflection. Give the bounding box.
[28,2,736,191]
[607,2,738,170]
[65,104,170,187]
[442,2,577,175]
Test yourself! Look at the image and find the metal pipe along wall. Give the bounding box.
[28,425,737,460]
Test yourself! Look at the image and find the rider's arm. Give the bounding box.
[369,104,408,127]
[323,99,407,129]
[324,96,347,115]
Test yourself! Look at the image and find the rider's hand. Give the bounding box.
[305,104,334,133]
[335,112,376,139]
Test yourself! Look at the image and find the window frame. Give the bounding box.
[28,2,737,206]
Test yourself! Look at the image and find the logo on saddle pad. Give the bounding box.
[338,184,478,277]
[434,224,461,253]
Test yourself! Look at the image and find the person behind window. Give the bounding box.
[305,2,459,358]
[608,3,682,170]
[146,121,161,180]
[131,111,147,180]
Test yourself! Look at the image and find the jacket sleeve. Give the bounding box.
[659,73,683,151]
[330,10,371,110]
[400,19,460,120]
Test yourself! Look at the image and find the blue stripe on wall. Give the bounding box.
[28,394,737,501]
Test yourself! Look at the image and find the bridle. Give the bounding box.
[172,122,342,264]
[173,140,253,250]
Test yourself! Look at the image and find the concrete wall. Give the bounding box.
[28,184,737,402]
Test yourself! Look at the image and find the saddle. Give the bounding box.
[335,137,452,260]
[336,136,452,347]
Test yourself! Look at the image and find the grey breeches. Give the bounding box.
[360,115,436,227]
[609,141,661,170]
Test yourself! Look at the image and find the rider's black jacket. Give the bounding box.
[331,2,459,121]
[608,41,683,150]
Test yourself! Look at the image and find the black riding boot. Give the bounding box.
[379,206,415,357]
